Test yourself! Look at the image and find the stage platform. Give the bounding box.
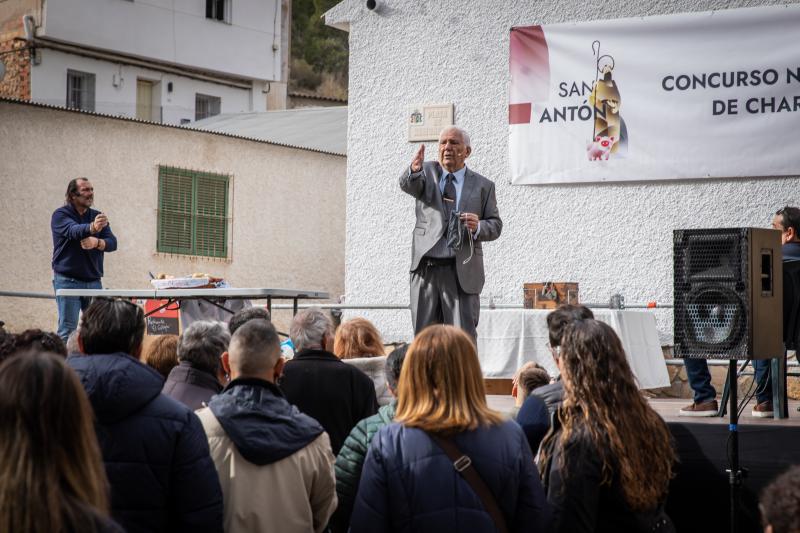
[487,396,800,532]
[652,397,800,425]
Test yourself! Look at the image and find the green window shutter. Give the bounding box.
[158,167,194,255]
[158,166,229,258]
[194,172,228,258]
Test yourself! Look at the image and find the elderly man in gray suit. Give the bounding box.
[400,126,502,340]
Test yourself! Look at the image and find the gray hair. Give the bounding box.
[290,308,334,352]
[177,320,230,374]
[440,126,471,148]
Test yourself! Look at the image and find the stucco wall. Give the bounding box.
[0,101,345,332]
[326,0,800,343]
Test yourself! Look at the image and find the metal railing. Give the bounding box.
[0,290,55,300]
[5,291,793,369]
[264,302,673,311]
[0,291,675,309]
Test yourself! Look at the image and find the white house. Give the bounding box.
[0,0,291,124]
[324,0,800,343]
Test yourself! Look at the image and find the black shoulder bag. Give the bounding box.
[427,432,509,533]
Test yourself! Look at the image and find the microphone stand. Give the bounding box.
[726,359,743,533]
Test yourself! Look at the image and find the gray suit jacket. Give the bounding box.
[399,161,502,294]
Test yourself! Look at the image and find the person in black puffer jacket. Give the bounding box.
[350,326,551,533]
[67,298,224,533]
[538,319,676,533]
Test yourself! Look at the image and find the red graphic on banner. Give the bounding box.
[509,103,532,124]
[509,26,550,125]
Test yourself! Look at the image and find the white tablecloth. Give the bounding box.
[476,309,670,389]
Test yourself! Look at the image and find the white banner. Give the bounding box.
[509,5,800,184]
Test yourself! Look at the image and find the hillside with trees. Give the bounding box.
[291,0,348,100]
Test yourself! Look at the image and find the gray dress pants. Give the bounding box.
[410,258,480,341]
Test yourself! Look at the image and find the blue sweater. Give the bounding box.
[51,204,117,281]
[784,242,800,262]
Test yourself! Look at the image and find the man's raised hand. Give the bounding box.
[411,144,425,173]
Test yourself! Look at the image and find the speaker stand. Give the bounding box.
[726,359,743,533]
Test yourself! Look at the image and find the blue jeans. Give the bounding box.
[753,359,773,405]
[53,273,101,343]
[684,358,717,403]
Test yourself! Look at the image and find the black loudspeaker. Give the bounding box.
[674,228,783,360]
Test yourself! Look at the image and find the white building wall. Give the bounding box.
[40,0,281,81]
[326,0,800,343]
[31,49,254,124]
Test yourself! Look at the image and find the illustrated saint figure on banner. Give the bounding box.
[587,41,628,160]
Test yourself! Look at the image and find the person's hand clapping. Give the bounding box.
[80,237,99,250]
[410,145,425,173]
[92,213,108,233]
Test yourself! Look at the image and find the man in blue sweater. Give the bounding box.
[51,177,117,342]
[750,206,800,416]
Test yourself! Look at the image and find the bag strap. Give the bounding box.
[428,433,510,533]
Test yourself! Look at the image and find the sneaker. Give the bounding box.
[752,401,774,418]
[679,400,719,417]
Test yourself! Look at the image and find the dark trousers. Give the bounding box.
[410,259,479,340]
[684,358,717,404]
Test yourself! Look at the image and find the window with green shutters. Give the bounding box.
[157,166,230,258]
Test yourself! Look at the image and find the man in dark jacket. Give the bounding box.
[531,304,594,416]
[750,206,800,417]
[280,308,378,455]
[198,319,337,532]
[163,320,229,410]
[68,298,223,533]
[333,344,408,531]
[52,177,117,342]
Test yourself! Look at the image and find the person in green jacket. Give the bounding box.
[332,344,408,531]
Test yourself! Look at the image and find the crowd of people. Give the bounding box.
[1,302,799,532]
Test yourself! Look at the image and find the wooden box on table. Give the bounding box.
[523,282,579,309]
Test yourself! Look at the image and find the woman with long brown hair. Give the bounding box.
[538,319,676,532]
[0,351,121,533]
[334,317,392,405]
[349,324,550,532]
